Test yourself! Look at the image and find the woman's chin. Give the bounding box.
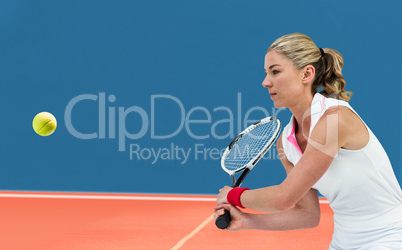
[273,102,285,109]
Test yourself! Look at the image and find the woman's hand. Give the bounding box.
[214,204,248,231]
[216,186,232,205]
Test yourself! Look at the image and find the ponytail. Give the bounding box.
[311,48,352,102]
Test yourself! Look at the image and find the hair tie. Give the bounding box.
[319,48,325,57]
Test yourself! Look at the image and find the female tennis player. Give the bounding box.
[215,33,402,249]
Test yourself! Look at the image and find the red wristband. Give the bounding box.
[227,187,250,208]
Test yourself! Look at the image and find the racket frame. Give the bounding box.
[220,116,281,188]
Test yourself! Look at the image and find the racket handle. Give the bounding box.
[215,209,231,229]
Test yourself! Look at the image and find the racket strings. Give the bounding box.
[224,121,278,172]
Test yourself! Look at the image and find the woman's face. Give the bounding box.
[262,50,305,109]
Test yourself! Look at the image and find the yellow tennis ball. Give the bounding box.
[32,112,57,136]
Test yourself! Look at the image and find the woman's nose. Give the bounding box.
[262,75,272,88]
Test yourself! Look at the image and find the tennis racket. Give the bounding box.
[215,116,281,229]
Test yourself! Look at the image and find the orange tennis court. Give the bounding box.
[0,191,333,249]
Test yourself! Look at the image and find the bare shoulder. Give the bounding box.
[317,105,369,150]
[325,105,358,120]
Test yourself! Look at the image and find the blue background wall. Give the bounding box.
[1,0,401,194]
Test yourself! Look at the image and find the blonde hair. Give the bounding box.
[267,33,352,102]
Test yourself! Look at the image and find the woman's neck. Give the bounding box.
[289,93,314,135]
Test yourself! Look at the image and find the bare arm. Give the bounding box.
[246,190,320,230]
[215,133,321,231]
[215,190,320,231]
[247,133,320,230]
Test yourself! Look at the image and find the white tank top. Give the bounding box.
[282,93,402,249]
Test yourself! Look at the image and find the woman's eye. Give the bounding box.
[273,70,280,75]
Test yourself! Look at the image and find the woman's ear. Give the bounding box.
[302,65,315,85]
